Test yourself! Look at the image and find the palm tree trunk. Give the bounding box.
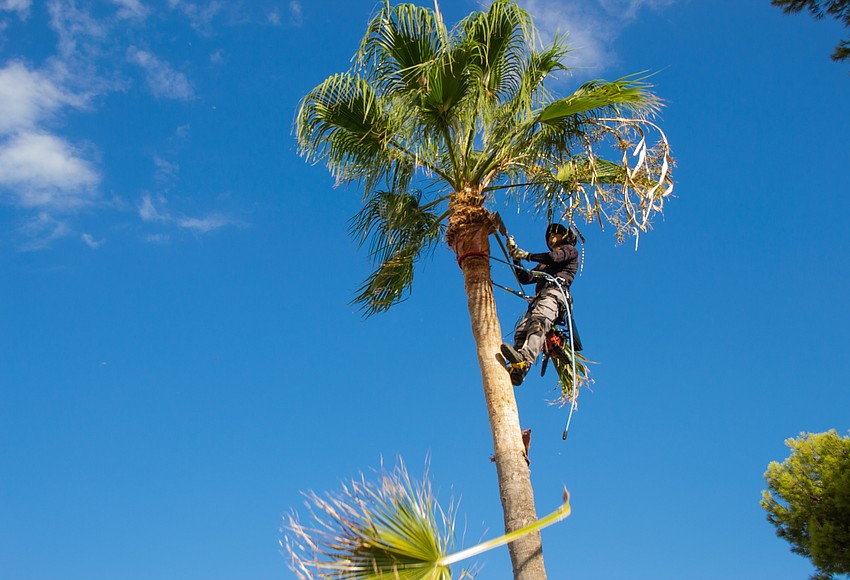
[450,212,547,580]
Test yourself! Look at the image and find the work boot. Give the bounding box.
[509,364,530,386]
[501,344,531,386]
[500,344,528,365]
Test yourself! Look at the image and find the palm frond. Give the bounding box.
[497,38,568,124]
[460,0,534,102]
[296,73,402,193]
[283,461,454,579]
[357,1,447,96]
[488,113,674,243]
[282,459,573,579]
[534,75,659,126]
[550,350,593,406]
[350,190,446,315]
[418,46,471,129]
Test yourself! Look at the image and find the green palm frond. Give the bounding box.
[555,156,626,185]
[497,39,568,124]
[297,73,400,192]
[534,75,659,126]
[418,46,471,128]
[282,460,572,580]
[283,461,454,579]
[550,350,593,405]
[357,1,447,95]
[460,0,534,102]
[350,190,446,315]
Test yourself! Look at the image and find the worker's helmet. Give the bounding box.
[545,223,576,248]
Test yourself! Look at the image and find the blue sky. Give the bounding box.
[1,1,849,579]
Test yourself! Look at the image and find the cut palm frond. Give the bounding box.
[282,460,572,579]
[550,349,594,406]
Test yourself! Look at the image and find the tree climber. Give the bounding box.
[501,223,580,386]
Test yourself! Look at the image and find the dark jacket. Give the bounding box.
[516,243,579,294]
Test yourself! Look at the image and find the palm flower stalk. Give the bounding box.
[282,462,571,579]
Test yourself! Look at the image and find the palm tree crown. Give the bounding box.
[296,0,673,314]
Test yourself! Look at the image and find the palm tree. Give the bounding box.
[295,1,673,578]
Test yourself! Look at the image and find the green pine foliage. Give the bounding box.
[771,0,850,62]
[761,430,850,579]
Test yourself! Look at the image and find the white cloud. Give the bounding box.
[0,131,99,209]
[522,0,615,71]
[176,214,230,232]
[81,232,104,248]
[0,61,101,248]
[167,0,222,33]
[139,193,231,235]
[0,61,85,133]
[139,193,169,222]
[110,0,148,20]
[0,0,31,17]
[18,212,72,251]
[597,0,675,20]
[288,1,302,27]
[519,0,675,72]
[144,233,171,244]
[47,0,107,59]
[127,46,194,100]
[153,155,180,184]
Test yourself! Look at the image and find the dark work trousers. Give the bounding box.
[513,285,567,363]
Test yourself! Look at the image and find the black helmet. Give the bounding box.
[545,223,576,248]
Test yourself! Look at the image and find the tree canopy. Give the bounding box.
[296,0,672,316]
[772,0,850,62]
[761,430,850,579]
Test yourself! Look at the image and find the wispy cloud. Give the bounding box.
[1,0,247,249]
[0,0,31,17]
[597,0,675,21]
[288,1,302,27]
[47,0,107,59]
[18,212,72,251]
[139,193,170,222]
[144,232,171,244]
[139,193,233,237]
[518,0,675,72]
[81,232,105,248]
[0,132,99,209]
[0,61,85,132]
[267,9,280,26]
[110,0,149,20]
[167,0,222,33]
[0,62,100,218]
[127,46,194,100]
[176,214,230,233]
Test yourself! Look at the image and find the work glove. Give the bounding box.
[507,236,530,261]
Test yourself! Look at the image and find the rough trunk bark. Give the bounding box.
[447,191,547,580]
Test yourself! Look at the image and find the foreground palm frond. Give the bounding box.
[282,461,572,579]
